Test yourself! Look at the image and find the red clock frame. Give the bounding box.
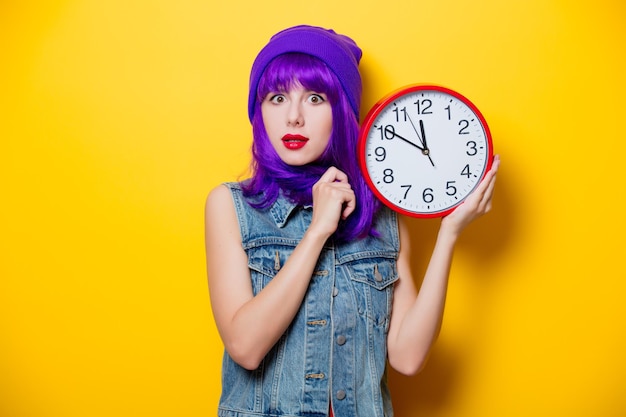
[357,84,494,218]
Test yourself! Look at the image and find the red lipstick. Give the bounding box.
[282,134,309,150]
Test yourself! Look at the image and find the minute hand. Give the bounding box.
[385,127,425,151]
[419,119,435,167]
[419,119,429,150]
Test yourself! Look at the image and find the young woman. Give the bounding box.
[205,25,499,417]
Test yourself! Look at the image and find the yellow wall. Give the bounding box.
[1,1,624,416]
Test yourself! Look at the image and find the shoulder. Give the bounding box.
[206,181,245,206]
[205,182,246,226]
[205,183,243,243]
[206,183,232,210]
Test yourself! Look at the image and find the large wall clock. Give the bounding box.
[358,85,494,218]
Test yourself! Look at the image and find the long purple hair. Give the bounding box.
[242,53,379,241]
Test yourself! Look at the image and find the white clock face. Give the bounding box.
[359,86,493,218]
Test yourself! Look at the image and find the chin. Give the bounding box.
[279,154,317,167]
[283,160,311,167]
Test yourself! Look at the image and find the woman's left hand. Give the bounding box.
[440,154,500,236]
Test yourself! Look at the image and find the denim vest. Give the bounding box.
[218,182,400,417]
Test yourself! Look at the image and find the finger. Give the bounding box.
[472,159,499,201]
[341,192,357,220]
[476,170,498,213]
[476,155,499,190]
[318,166,349,184]
[483,173,497,200]
[314,181,352,199]
[330,182,353,192]
[490,154,501,170]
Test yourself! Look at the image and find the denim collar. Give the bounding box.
[268,193,311,228]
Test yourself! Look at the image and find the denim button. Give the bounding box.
[336,335,346,345]
[374,264,383,282]
[336,390,346,400]
[332,287,339,297]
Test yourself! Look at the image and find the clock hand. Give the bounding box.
[405,115,435,167]
[419,119,428,149]
[406,113,425,147]
[419,119,435,167]
[383,126,425,151]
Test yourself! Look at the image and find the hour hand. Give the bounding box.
[419,119,428,149]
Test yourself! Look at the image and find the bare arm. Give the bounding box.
[205,167,355,370]
[387,156,500,375]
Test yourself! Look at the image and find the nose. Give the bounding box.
[287,102,304,127]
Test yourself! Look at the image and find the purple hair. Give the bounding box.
[241,53,379,240]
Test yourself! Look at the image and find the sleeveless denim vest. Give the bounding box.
[218,182,399,417]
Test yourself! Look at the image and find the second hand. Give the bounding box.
[407,114,435,167]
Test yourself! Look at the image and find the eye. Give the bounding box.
[307,93,326,104]
[268,94,286,104]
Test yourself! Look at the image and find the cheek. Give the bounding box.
[317,109,333,139]
[261,108,280,138]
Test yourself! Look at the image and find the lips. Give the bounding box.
[282,134,309,150]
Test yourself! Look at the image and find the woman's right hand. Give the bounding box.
[309,167,356,238]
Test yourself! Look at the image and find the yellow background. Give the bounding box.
[1,1,624,416]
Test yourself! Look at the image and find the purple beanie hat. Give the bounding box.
[248,25,363,121]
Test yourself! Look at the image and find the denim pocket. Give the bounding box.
[343,257,398,328]
[246,240,297,294]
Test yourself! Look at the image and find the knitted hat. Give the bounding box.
[248,25,363,121]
